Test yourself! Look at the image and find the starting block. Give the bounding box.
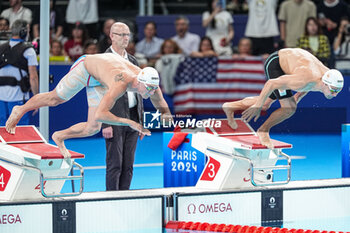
[191,119,292,190]
[0,126,84,200]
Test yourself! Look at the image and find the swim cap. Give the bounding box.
[322,69,344,89]
[137,67,160,86]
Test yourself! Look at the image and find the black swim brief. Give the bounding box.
[264,51,293,100]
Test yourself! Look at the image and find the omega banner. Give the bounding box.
[176,192,261,226]
[0,203,52,233]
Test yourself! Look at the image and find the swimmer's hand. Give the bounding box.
[242,104,261,122]
[102,126,113,139]
[129,121,151,140]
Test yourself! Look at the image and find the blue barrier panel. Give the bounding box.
[163,132,205,187]
[342,124,350,177]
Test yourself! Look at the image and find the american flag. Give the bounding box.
[173,56,266,114]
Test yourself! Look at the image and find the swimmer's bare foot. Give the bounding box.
[257,129,274,149]
[52,132,71,159]
[5,105,22,134]
[223,103,238,130]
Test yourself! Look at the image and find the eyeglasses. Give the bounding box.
[112,32,130,37]
[327,84,342,94]
[144,83,158,92]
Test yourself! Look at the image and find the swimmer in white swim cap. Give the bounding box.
[223,48,344,149]
[6,53,172,158]
[321,69,344,98]
[137,67,160,98]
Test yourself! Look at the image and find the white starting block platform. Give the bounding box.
[0,126,84,201]
[191,119,292,190]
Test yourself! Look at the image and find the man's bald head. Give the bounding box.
[110,22,131,53]
[110,22,129,36]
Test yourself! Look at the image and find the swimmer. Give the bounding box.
[223,48,344,149]
[6,53,172,158]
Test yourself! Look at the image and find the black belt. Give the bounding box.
[0,76,19,86]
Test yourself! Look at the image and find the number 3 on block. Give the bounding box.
[200,157,220,181]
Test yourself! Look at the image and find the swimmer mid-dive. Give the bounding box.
[223,48,344,149]
[6,53,172,158]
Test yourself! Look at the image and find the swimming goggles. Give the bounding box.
[327,84,342,94]
[144,83,158,92]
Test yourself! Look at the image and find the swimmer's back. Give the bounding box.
[279,48,325,75]
[84,53,141,86]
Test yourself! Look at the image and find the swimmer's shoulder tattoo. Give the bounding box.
[114,73,125,82]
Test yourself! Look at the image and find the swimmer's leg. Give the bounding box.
[6,89,65,134]
[223,96,274,129]
[52,106,102,158]
[257,97,297,149]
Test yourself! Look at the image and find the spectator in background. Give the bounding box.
[84,39,98,54]
[172,16,201,56]
[64,22,88,61]
[191,36,217,57]
[98,18,115,53]
[49,39,70,62]
[0,0,32,27]
[0,20,38,126]
[126,40,148,68]
[32,0,64,42]
[202,0,234,55]
[136,21,164,60]
[0,17,10,44]
[333,17,350,69]
[155,39,184,95]
[65,0,99,39]
[297,17,331,65]
[278,0,316,48]
[159,39,182,55]
[232,37,253,59]
[317,0,349,46]
[245,0,279,55]
[50,39,64,56]
[0,17,9,31]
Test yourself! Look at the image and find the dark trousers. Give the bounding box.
[105,107,139,190]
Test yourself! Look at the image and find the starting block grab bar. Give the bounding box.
[40,162,84,198]
[0,157,84,198]
[206,147,291,187]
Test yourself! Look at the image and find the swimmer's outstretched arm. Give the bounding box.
[95,83,151,136]
[243,74,306,122]
[150,88,173,121]
[255,74,306,108]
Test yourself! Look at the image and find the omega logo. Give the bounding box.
[187,202,232,214]
[0,214,22,224]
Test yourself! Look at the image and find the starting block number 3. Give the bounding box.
[200,157,221,181]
